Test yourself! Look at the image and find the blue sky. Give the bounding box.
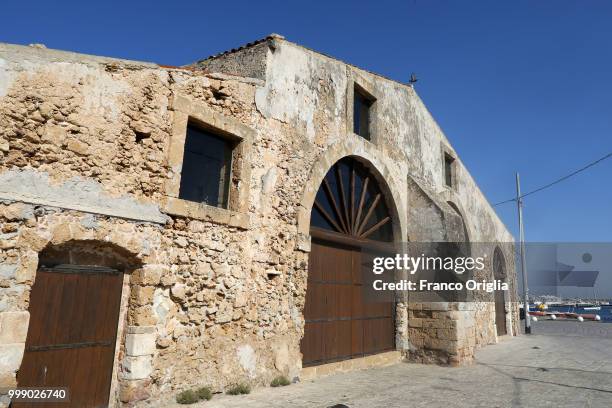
[3,0,611,241]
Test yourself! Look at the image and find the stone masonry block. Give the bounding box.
[0,371,17,389]
[122,355,152,380]
[119,379,151,403]
[423,319,446,329]
[0,343,25,373]
[437,328,458,340]
[131,265,165,286]
[16,252,38,283]
[17,229,49,252]
[408,318,423,328]
[0,312,29,344]
[131,286,155,306]
[130,305,156,326]
[125,332,156,357]
[0,265,17,280]
[127,325,156,334]
[426,302,450,311]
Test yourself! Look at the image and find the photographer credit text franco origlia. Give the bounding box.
[371,253,509,293]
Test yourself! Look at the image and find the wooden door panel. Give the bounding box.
[495,291,507,336]
[324,285,337,321]
[335,320,352,360]
[301,239,395,367]
[36,273,64,346]
[363,319,379,354]
[336,285,352,319]
[301,322,322,365]
[302,327,315,365]
[322,322,337,361]
[351,285,364,318]
[380,317,395,350]
[16,266,123,408]
[351,320,364,356]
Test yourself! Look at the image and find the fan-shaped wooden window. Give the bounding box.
[310,157,393,242]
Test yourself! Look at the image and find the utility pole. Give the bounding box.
[516,173,531,334]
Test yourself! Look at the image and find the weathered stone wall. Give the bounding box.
[247,37,519,363]
[0,43,299,405]
[0,37,517,406]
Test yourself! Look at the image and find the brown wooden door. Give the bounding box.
[16,265,123,408]
[301,239,394,367]
[495,290,507,336]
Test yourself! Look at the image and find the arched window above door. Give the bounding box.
[310,157,393,242]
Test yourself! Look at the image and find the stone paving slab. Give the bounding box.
[143,321,612,408]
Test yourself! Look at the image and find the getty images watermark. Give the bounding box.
[371,253,509,293]
[358,242,515,302]
[362,242,612,306]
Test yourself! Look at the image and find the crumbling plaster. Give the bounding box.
[256,39,513,244]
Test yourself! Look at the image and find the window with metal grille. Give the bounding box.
[178,123,233,208]
[353,85,374,140]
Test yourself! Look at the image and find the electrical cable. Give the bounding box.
[493,152,612,206]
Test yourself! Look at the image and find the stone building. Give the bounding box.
[0,35,519,407]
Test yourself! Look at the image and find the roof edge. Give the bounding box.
[189,34,417,90]
[189,33,284,66]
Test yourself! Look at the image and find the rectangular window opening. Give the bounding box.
[178,123,234,208]
[353,85,374,140]
[444,153,455,187]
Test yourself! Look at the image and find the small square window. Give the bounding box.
[178,123,233,208]
[353,85,374,140]
[444,153,455,187]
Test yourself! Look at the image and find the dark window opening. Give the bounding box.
[134,131,150,144]
[178,123,233,208]
[353,85,374,140]
[444,153,455,187]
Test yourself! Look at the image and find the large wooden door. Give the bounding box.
[301,239,395,366]
[16,265,124,408]
[302,157,396,367]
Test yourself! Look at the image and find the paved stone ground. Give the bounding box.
[148,321,612,408]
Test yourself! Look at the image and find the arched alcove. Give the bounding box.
[38,239,143,270]
[446,202,469,243]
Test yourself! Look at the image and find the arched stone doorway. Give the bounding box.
[300,157,397,367]
[493,246,507,336]
[17,240,141,408]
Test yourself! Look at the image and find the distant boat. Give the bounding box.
[583,306,601,311]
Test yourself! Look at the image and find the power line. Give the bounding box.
[493,152,612,206]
